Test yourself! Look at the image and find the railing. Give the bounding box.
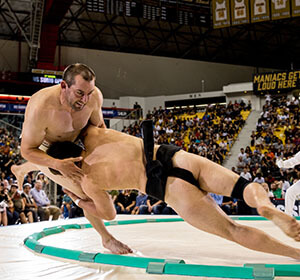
[109,108,142,131]
[0,118,22,137]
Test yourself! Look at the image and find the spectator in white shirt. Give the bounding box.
[238,148,247,161]
[240,167,252,181]
[253,173,265,184]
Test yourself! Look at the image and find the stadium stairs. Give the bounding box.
[223,110,262,170]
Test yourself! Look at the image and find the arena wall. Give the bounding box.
[0,39,273,99]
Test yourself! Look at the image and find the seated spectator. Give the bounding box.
[109,190,119,203]
[70,204,84,218]
[240,167,252,181]
[231,166,238,174]
[9,184,30,223]
[250,152,261,168]
[23,172,35,186]
[219,139,228,155]
[0,200,8,226]
[221,196,237,215]
[61,190,84,219]
[161,204,177,215]
[115,189,137,214]
[237,156,246,173]
[21,183,38,222]
[270,180,283,199]
[261,182,274,198]
[131,192,148,215]
[250,131,256,146]
[139,196,165,215]
[30,180,60,221]
[61,193,73,219]
[209,193,223,206]
[238,148,247,161]
[265,174,275,186]
[35,172,49,186]
[245,146,252,156]
[4,198,19,225]
[253,173,265,184]
[0,182,11,226]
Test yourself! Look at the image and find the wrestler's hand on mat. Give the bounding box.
[57,157,84,182]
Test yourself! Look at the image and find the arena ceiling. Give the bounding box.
[0,0,300,70]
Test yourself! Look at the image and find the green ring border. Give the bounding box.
[23,216,300,279]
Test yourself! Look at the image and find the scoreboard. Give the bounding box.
[86,0,210,27]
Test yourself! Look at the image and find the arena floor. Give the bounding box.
[1,215,300,280]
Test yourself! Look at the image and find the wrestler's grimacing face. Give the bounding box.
[66,75,95,111]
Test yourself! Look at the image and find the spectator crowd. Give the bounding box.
[230,96,300,214]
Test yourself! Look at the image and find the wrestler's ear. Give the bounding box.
[61,81,67,89]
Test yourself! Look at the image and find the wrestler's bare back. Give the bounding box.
[81,126,148,192]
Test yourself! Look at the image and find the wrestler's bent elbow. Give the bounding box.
[97,205,116,221]
[102,210,116,221]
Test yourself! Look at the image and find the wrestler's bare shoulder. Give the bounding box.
[27,85,60,109]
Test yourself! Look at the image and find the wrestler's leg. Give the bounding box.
[165,178,300,259]
[243,182,300,241]
[173,151,300,241]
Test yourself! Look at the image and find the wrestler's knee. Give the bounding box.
[243,182,265,196]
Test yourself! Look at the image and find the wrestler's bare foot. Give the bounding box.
[103,236,133,254]
[11,164,26,190]
[258,205,300,241]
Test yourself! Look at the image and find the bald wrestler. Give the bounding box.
[12,63,132,254]
[19,121,300,260]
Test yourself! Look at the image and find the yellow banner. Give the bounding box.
[253,71,300,92]
[292,0,300,17]
[231,0,249,25]
[213,0,231,28]
[271,0,291,20]
[250,0,270,22]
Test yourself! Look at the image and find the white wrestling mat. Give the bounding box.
[0,215,299,280]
